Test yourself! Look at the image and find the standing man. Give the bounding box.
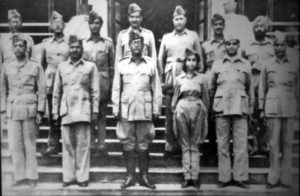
[52,35,99,187]
[259,31,298,189]
[115,3,156,65]
[201,13,226,157]
[243,15,274,156]
[210,34,253,189]
[83,11,115,156]
[158,5,202,158]
[0,9,34,65]
[41,11,69,156]
[0,35,46,187]
[112,31,162,189]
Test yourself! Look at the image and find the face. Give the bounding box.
[129,38,144,55]
[9,18,22,33]
[212,20,225,35]
[89,18,102,34]
[69,41,83,61]
[128,12,142,29]
[173,15,186,31]
[186,54,198,71]
[253,22,266,39]
[51,19,64,33]
[273,40,287,58]
[225,39,239,56]
[13,40,26,57]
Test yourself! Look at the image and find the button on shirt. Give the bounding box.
[115,27,156,63]
[0,58,46,120]
[112,56,162,121]
[52,59,100,125]
[158,29,203,76]
[259,57,299,117]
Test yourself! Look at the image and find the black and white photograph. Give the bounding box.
[0,0,299,195]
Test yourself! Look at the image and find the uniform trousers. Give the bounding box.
[61,122,90,183]
[266,117,294,185]
[215,115,249,182]
[8,118,38,181]
[116,121,155,151]
[174,99,207,180]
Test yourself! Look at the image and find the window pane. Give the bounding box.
[274,0,299,21]
[244,0,268,21]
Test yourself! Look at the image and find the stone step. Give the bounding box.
[2,165,299,185]
[2,183,299,196]
[3,151,289,168]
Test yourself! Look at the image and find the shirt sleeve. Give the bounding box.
[151,61,163,116]
[111,63,121,116]
[0,64,7,113]
[258,63,268,111]
[52,65,62,116]
[158,35,167,81]
[36,64,46,113]
[149,31,157,62]
[171,77,180,112]
[115,32,123,65]
[91,64,100,113]
[108,40,115,82]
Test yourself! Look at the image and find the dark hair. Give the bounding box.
[182,53,201,72]
[211,13,225,25]
[88,12,103,25]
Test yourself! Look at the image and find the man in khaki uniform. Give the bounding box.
[0,35,46,187]
[112,31,162,189]
[259,31,299,189]
[83,11,115,156]
[158,5,202,158]
[210,34,253,189]
[0,9,34,65]
[243,16,274,156]
[115,3,157,65]
[41,11,69,156]
[52,35,99,187]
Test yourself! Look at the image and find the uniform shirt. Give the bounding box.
[83,36,115,101]
[210,54,253,116]
[0,33,34,64]
[158,28,203,76]
[171,72,209,111]
[52,59,100,125]
[201,37,226,70]
[41,36,69,94]
[259,57,299,117]
[0,58,46,120]
[115,27,156,63]
[112,56,162,121]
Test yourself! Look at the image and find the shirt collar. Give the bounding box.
[129,55,147,64]
[51,35,67,43]
[274,56,289,64]
[251,37,273,46]
[129,26,143,33]
[182,72,197,79]
[223,54,243,63]
[16,58,28,68]
[210,36,225,45]
[69,58,84,67]
[86,35,104,43]
[173,28,188,36]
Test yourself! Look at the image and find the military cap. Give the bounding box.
[68,35,83,45]
[12,34,27,45]
[211,13,225,24]
[184,47,200,62]
[50,11,63,22]
[173,5,186,17]
[129,30,143,43]
[273,31,286,43]
[88,10,103,24]
[8,9,21,20]
[128,3,142,15]
[252,15,270,29]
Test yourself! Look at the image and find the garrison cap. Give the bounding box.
[129,30,143,43]
[128,3,142,15]
[50,11,63,22]
[211,13,225,24]
[12,34,27,45]
[273,31,287,43]
[173,5,186,17]
[252,15,271,29]
[8,9,21,20]
[88,10,103,24]
[68,35,83,45]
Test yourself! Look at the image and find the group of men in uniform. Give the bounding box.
[0,0,298,190]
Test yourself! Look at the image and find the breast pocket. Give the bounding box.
[95,50,107,67]
[23,73,36,88]
[78,70,90,85]
[61,72,71,86]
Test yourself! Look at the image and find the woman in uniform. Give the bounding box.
[172,48,209,188]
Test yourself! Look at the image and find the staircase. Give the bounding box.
[1,104,299,196]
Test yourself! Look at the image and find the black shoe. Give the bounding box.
[121,175,136,189]
[62,181,76,187]
[192,179,200,189]
[27,180,37,188]
[217,181,231,188]
[234,181,249,189]
[265,182,280,189]
[281,183,292,189]
[77,181,89,187]
[42,147,58,156]
[139,174,156,189]
[181,180,190,188]
[11,179,26,187]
